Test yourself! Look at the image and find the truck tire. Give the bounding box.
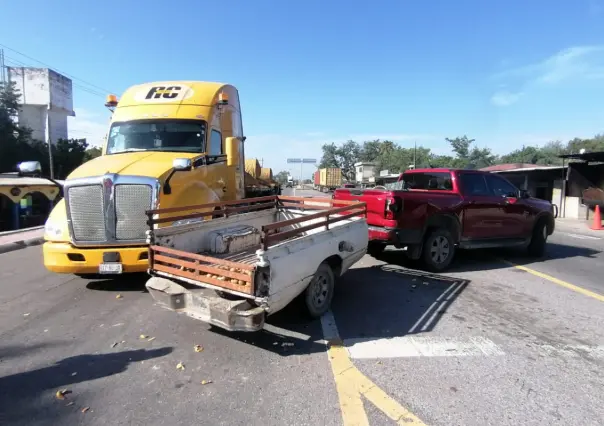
[527,220,548,257]
[422,228,456,272]
[367,241,385,258]
[303,262,335,318]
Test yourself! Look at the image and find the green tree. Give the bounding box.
[83,146,102,162]
[274,170,289,185]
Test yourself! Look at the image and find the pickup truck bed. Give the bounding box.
[144,196,368,331]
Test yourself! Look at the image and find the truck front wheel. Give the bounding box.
[422,228,456,272]
[303,262,335,318]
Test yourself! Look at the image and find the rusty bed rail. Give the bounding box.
[149,245,256,294]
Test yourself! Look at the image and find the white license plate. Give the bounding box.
[99,263,123,274]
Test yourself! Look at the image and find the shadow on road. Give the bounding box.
[375,241,601,274]
[331,263,469,342]
[85,273,149,292]
[0,347,172,425]
[209,304,328,357]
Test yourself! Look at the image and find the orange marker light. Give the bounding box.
[105,94,118,107]
[218,92,229,105]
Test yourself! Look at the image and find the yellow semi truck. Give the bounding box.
[40,80,266,277]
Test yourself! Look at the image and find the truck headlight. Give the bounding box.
[44,219,64,240]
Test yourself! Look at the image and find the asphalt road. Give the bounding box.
[1,188,603,425]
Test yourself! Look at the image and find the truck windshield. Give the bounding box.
[106,120,207,154]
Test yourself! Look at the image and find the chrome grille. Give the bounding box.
[68,185,106,241]
[115,184,153,240]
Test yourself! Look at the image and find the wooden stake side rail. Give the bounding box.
[149,245,255,295]
[262,207,366,249]
[149,201,276,225]
[145,195,363,227]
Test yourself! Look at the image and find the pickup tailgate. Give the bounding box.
[333,188,400,229]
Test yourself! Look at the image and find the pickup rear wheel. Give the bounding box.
[303,262,335,319]
[422,228,456,272]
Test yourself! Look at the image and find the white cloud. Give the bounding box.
[494,45,604,86]
[490,90,523,107]
[68,108,108,147]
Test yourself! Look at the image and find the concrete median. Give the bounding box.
[0,226,45,255]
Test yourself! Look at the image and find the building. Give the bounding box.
[354,162,376,184]
[485,152,604,220]
[7,67,75,144]
[0,173,63,231]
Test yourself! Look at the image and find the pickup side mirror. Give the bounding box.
[519,189,530,199]
[17,161,42,177]
[225,137,240,167]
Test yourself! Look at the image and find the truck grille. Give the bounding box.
[68,185,106,241]
[115,184,153,240]
[67,183,153,244]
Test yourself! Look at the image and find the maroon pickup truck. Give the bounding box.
[333,168,556,271]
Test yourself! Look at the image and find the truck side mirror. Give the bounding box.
[225,137,240,167]
[17,161,42,177]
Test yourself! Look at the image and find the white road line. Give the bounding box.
[343,335,604,360]
[559,232,601,240]
[344,336,506,358]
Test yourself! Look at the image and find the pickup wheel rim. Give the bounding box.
[430,236,450,264]
[310,274,329,308]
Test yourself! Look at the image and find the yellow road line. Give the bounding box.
[321,313,426,425]
[502,260,604,302]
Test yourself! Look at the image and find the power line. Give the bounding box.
[0,42,115,95]
[3,56,107,98]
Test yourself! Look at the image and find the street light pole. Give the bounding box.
[47,105,55,179]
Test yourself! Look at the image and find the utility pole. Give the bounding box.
[413,141,417,169]
[47,105,55,179]
[0,48,5,83]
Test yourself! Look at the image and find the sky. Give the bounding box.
[1,0,604,177]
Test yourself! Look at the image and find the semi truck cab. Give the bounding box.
[42,81,247,276]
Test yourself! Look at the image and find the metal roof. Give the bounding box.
[491,165,565,174]
[558,151,604,162]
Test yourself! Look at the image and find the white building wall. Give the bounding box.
[18,104,47,142]
[7,67,75,144]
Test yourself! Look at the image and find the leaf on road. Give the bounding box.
[81,407,90,413]
[71,372,77,376]
[116,294,123,299]
[194,345,203,353]
[55,389,71,400]
[201,380,213,385]
[66,402,74,407]
[111,342,119,348]
[176,362,185,370]
[139,334,148,339]
[23,313,31,317]
[147,337,156,342]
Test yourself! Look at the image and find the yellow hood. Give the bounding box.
[67,152,199,180]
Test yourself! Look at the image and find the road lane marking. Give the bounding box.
[559,232,601,240]
[502,260,604,302]
[320,311,426,426]
[345,336,505,359]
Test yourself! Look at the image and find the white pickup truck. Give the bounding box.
[144,196,368,332]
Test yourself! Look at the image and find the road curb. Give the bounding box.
[0,236,44,255]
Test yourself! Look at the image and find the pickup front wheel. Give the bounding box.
[422,228,456,272]
[303,262,335,318]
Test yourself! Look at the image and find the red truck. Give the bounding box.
[333,168,556,271]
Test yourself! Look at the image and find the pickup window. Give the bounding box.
[485,174,518,198]
[457,173,490,196]
[402,172,453,190]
